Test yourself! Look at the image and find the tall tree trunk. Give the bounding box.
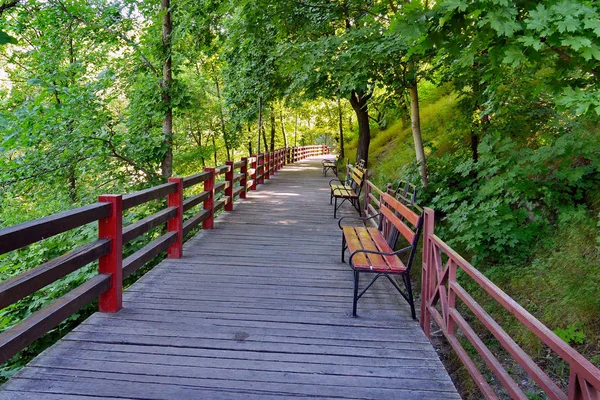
[349,89,372,167]
[280,110,287,148]
[270,112,276,152]
[337,98,345,158]
[212,66,230,161]
[408,63,428,187]
[262,126,268,152]
[257,96,263,153]
[211,132,217,166]
[247,123,253,155]
[294,114,298,146]
[67,165,77,203]
[160,0,173,180]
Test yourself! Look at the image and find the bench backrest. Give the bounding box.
[379,193,423,271]
[343,160,366,194]
[394,180,417,206]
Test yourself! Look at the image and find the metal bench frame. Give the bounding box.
[328,160,366,218]
[322,156,339,177]
[339,193,423,318]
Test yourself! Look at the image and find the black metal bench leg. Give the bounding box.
[403,274,416,320]
[330,190,333,205]
[352,270,359,317]
[341,234,346,263]
[334,197,338,218]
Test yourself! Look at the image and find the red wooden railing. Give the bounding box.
[420,208,600,400]
[0,145,327,365]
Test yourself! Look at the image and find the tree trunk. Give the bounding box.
[160,0,173,180]
[212,66,230,161]
[257,96,263,153]
[337,98,344,158]
[349,89,372,167]
[294,114,298,146]
[408,62,428,187]
[247,123,253,155]
[211,132,217,166]
[280,110,287,148]
[270,112,276,152]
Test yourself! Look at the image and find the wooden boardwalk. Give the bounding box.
[0,157,459,400]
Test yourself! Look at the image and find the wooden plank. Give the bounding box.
[0,274,110,364]
[214,181,226,194]
[122,182,177,210]
[381,193,420,226]
[381,205,415,243]
[182,171,210,188]
[182,191,209,212]
[182,209,210,236]
[122,207,177,244]
[122,232,177,278]
[0,239,110,309]
[0,203,110,255]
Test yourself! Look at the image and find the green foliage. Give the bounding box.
[554,324,586,346]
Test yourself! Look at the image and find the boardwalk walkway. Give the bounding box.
[0,157,459,400]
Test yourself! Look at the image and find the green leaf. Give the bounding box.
[0,31,17,45]
[561,36,592,51]
[503,47,526,67]
[581,45,600,61]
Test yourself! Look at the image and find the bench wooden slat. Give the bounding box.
[381,193,420,227]
[342,227,368,266]
[332,188,358,198]
[366,228,406,271]
[380,205,415,244]
[354,228,388,269]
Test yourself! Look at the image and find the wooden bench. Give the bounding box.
[339,193,423,318]
[321,156,339,177]
[329,161,366,218]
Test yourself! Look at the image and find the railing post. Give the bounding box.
[251,155,258,190]
[167,177,183,258]
[98,194,123,313]
[203,168,215,229]
[258,153,265,184]
[421,207,435,337]
[241,157,248,199]
[225,161,234,211]
[265,152,271,180]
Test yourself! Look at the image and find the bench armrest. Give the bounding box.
[349,246,412,265]
[329,178,344,186]
[338,214,381,230]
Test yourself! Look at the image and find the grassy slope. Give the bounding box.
[343,89,600,397]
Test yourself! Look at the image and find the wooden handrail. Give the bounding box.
[420,208,600,400]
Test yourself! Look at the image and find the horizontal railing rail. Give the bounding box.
[0,144,329,366]
[420,208,600,400]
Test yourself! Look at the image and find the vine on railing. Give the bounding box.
[420,208,600,400]
[0,145,328,365]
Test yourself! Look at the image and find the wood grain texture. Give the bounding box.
[0,157,458,400]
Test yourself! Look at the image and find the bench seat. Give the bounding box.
[332,187,359,198]
[342,226,406,273]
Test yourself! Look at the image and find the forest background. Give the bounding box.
[1,0,599,397]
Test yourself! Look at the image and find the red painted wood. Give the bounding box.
[241,157,248,198]
[167,177,183,258]
[97,195,123,313]
[420,207,600,399]
[258,153,265,184]
[251,155,258,190]
[203,168,215,229]
[265,153,270,179]
[225,161,234,211]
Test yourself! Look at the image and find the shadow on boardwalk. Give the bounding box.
[0,157,459,400]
